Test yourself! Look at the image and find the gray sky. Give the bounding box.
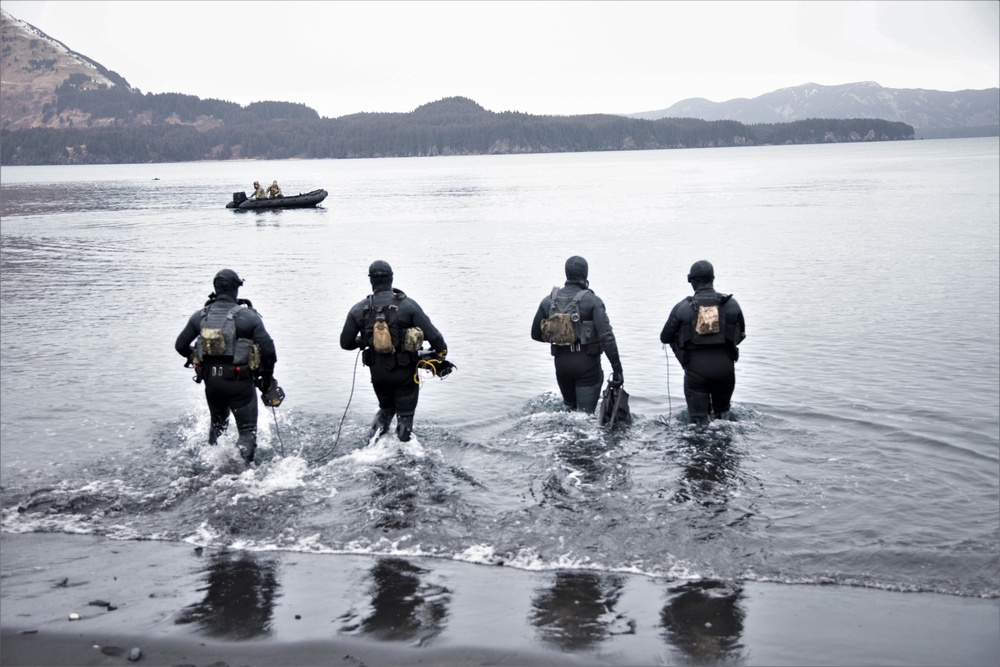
[3,1,998,118]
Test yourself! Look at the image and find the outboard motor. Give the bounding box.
[232,191,248,205]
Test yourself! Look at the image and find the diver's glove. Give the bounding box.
[255,375,273,393]
[610,370,624,388]
[435,359,456,378]
[259,377,286,407]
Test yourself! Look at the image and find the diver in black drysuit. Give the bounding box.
[340,260,448,442]
[531,256,624,413]
[660,260,745,426]
[175,269,277,463]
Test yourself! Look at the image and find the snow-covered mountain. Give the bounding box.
[630,82,999,137]
[1,8,132,130]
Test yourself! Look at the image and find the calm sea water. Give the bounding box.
[1,139,998,602]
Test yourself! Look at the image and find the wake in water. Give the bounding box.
[2,396,995,598]
[1,396,757,571]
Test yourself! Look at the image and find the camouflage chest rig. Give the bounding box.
[363,289,424,369]
[541,287,600,354]
[677,293,743,361]
[194,300,261,379]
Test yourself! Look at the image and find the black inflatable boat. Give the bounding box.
[226,189,328,210]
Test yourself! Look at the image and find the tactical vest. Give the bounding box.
[541,287,598,347]
[681,293,735,348]
[364,290,407,355]
[196,301,258,367]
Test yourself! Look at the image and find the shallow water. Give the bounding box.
[1,138,998,600]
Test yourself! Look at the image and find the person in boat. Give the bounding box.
[339,260,448,442]
[531,256,624,413]
[660,260,746,426]
[251,181,266,200]
[175,269,278,465]
[266,180,283,198]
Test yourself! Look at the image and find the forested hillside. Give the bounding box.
[1,97,914,165]
[48,75,320,127]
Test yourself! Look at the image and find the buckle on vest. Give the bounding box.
[550,342,583,356]
[209,365,249,380]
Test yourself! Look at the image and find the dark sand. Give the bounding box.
[1,533,997,666]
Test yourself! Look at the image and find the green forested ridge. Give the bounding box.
[1,95,914,165]
[51,77,321,125]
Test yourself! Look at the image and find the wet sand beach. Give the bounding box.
[2,533,997,667]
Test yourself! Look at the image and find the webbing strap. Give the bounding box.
[548,287,590,314]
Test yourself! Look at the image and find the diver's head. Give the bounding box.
[564,255,589,287]
[213,268,243,297]
[687,260,715,288]
[368,260,393,292]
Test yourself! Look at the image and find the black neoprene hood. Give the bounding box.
[214,268,243,286]
[368,260,394,291]
[564,256,589,282]
[368,260,393,278]
[687,260,714,283]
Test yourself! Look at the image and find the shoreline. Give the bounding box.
[2,532,998,666]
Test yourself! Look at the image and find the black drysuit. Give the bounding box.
[532,283,624,413]
[660,285,745,424]
[175,292,277,455]
[340,288,447,440]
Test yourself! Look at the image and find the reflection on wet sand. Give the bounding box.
[339,557,451,644]
[661,579,746,664]
[530,571,635,651]
[174,550,280,639]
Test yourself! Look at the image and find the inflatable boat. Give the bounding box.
[226,189,328,210]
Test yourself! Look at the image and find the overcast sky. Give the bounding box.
[3,1,998,118]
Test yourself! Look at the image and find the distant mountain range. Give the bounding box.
[629,81,998,139]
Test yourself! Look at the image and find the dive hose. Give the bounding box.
[270,405,285,457]
[662,344,673,427]
[259,378,287,456]
[308,348,362,465]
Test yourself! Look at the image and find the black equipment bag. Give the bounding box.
[599,379,631,428]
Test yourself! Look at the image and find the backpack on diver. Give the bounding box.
[695,302,721,335]
[541,287,594,346]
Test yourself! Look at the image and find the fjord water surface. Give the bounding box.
[1,138,997,601]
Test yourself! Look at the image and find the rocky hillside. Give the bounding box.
[631,81,999,137]
[1,10,317,134]
[0,9,132,130]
